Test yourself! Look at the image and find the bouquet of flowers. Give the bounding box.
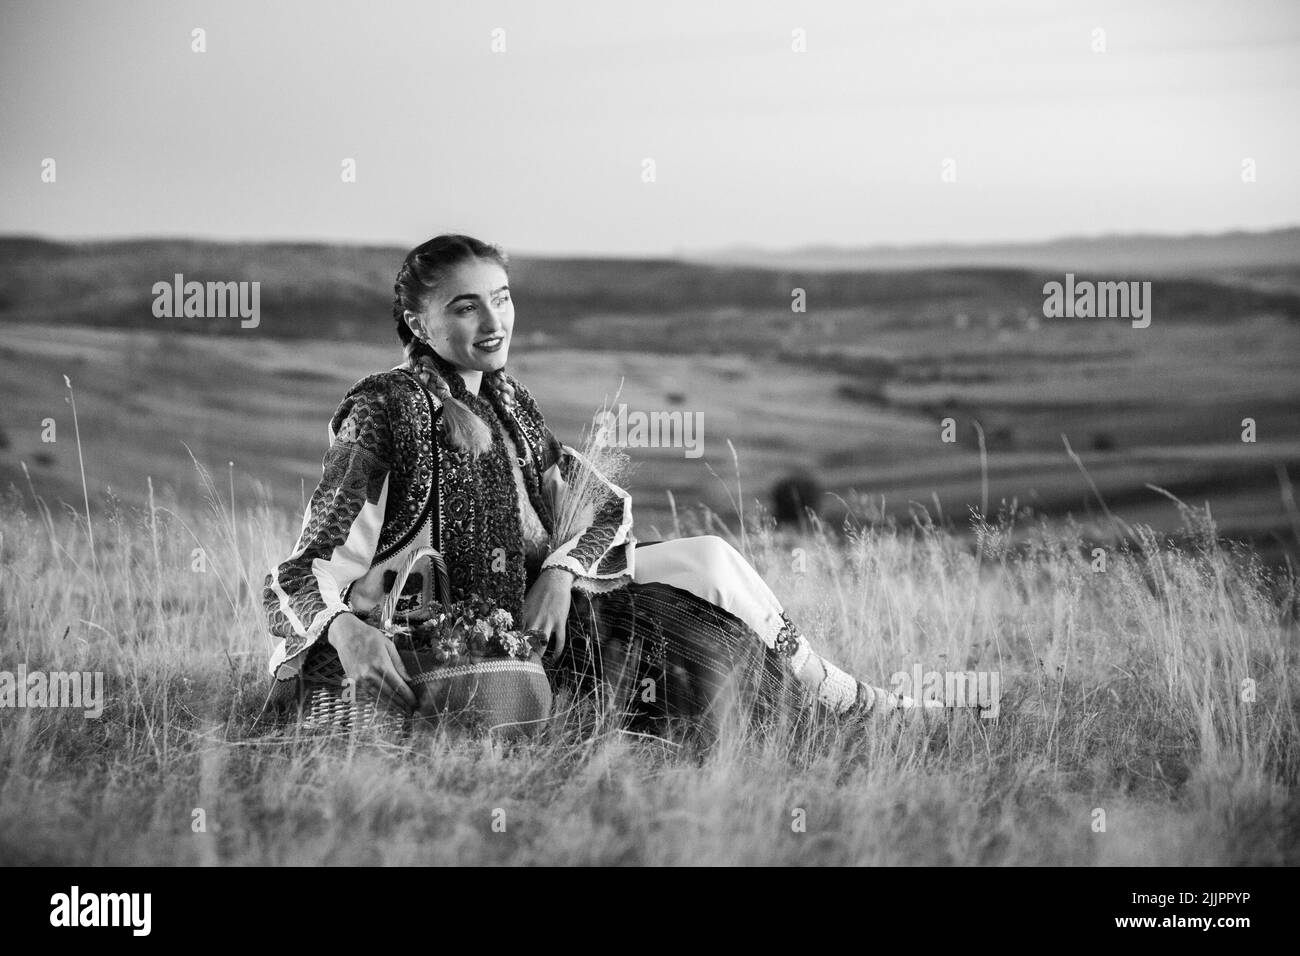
[362,594,550,669]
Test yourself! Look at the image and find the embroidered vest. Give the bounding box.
[351,353,562,626]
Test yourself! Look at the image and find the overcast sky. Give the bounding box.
[1,0,1296,256]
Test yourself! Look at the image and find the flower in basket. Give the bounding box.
[376,592,551,670]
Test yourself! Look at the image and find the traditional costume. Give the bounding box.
[263,346,896,727]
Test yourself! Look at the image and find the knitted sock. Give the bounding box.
[773,612,879,714]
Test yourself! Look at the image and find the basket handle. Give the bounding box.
[379,545,452,630]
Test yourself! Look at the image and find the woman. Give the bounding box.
[262,234,908,729]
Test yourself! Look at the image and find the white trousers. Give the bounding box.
[629,536,787,649]
[627,535,877,711]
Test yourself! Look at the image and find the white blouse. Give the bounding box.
[499,425,552,562]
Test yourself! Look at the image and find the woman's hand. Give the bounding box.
[327,612,417,714]
[523,567,575,660]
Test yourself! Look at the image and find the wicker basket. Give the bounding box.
[407,656,552,738]
[299,546,552,737]
[296,641,404,733]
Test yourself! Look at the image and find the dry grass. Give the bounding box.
[0,451,1297,865]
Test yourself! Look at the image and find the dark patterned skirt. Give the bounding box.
[552,580,805,742]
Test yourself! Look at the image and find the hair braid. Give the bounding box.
[486,368,517,411]
[403,341,496,458]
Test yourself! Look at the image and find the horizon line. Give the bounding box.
[1,222,1297,261]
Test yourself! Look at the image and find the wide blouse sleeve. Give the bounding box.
[537,424,636,594]
[262,379,394,670]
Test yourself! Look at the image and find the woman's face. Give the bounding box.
[408,258,514,373]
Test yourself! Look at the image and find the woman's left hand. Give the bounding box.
[523,567,575,660]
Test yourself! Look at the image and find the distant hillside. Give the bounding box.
[689,227,1300,276]
[3,232,1300,567]
[1,235,1299,345]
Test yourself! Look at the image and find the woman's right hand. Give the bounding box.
[327,612,417,714]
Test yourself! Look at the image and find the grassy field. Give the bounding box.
[0,452,1296,865]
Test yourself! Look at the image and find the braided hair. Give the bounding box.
[392,234,518,458]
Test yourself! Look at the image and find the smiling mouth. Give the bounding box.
[474,335,505,350]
